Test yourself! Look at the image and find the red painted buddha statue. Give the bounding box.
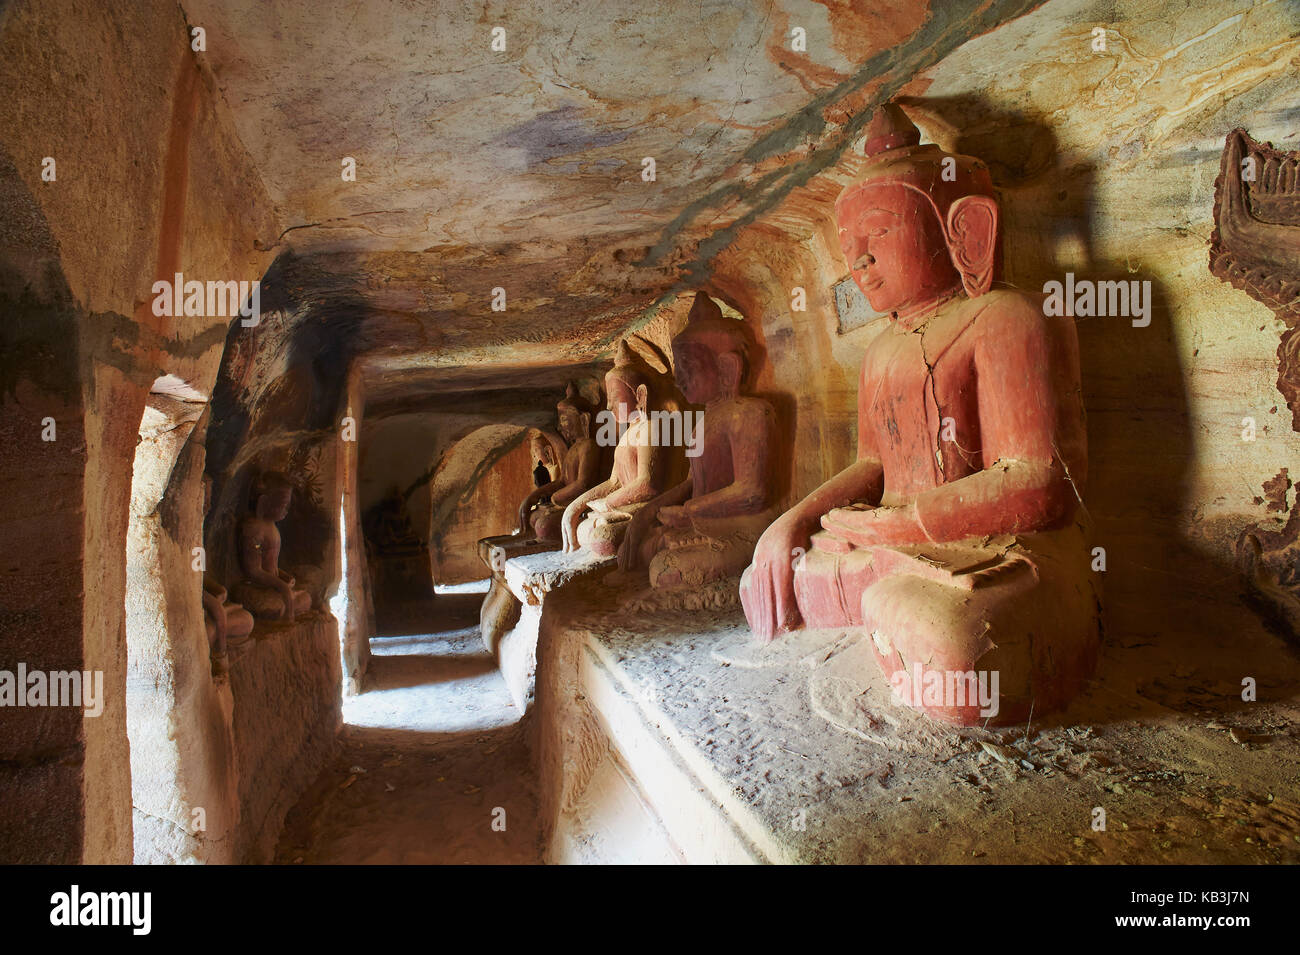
[739,103,1100,725]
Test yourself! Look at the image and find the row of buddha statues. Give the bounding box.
[489,293,779,602]
[483,103,1101,726]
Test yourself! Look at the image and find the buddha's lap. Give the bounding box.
[793,528,1094,636]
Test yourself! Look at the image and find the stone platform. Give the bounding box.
[531,574,1300,864]
[492,547,611,712]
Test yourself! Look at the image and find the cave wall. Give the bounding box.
[0,0,280,862]
[424,425,538,585]
[692,0,1299,657]
[433,437,538,585]
[125,394,244,865]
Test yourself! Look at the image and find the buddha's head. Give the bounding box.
[529,431,556,468]
[671,292,752,405]
[254,471,293,521]
[604,340,660,425]
[836,103,1000,318]
[555,382,594,445]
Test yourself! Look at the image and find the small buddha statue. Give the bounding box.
[740,103,1099,725]
[516,385,603,543]
[617,293,778,599]
[231,471,313,622]
[561,340,685,557]
[531,432,559,490]
[201,474,254,674]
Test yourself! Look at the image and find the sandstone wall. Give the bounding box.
[435,438,539,585]
[333,366,373,695]
[227,613,341,863]
[0,0,296,862]
[427,426,539,585]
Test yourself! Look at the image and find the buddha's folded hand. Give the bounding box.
[822,502,917,546]
[657,505,689,528]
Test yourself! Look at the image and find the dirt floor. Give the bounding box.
[275,591,540,864]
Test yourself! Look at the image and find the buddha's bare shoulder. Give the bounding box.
[967,287,1051,332]
[724,394,776,422]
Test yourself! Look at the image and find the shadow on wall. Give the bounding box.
[0,153,87,863]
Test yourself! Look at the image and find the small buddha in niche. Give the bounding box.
[740,103,1099,725]
[517,385,603,543]
[561,340,684,557]
[232,471,313,621]
[618,292,778,597]
[201,474,254,674]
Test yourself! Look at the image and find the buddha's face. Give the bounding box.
[261,486,292,521]
[557,407,583,444]
[672,341,720,405]
[836,183,961,315]
[532,435,556,467]
[605,374,639,425]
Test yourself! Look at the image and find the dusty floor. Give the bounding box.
[275,589,541,864]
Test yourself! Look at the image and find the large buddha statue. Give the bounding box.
[231,470,313,622]
[740,103,1099,725]
[617,293,778,604]
[561,340,685,558]
[516,384,603,543]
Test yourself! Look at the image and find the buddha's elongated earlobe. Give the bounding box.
[945,194,998,298]
[717,351,744,397]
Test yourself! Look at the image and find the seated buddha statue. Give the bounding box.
[516,385,603,544]
[231,471,313,622]
[531,432,559,488]
[201,473,254,674]
[561,340,685,558]
[617,292,779,601]
[739,103,1100,725]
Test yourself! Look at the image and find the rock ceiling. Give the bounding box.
[185,0,1043,406]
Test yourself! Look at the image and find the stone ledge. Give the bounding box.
[504,548,612,603]
[534,576,1300,864]
[493,548,612,712]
